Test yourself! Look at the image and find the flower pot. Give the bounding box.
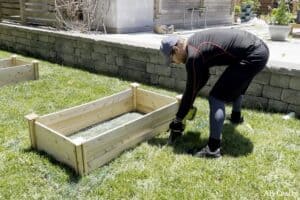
[269,24,291,41]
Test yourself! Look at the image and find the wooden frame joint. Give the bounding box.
[130,82,140,110]
[25,113,39,149]
[176,95,182,102]
[32,60,39,80]
[11,55,17,65]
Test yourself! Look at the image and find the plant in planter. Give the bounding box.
[269,0,294,41]
[234,5,241,23]
[241,0,261,13]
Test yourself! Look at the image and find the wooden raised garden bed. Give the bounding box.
[25,83,180,175]
[0,55,39,87]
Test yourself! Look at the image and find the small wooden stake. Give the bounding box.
[25,113,39,149]
[11,55,17,66]
[32,60,39,80]
[131,83,140,110]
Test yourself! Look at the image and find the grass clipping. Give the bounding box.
[69,112,144,143]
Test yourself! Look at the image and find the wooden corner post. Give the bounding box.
[32,60,39,80]
[25,113,39,149]
[130,83,140,110]
[11,55,17,66]
[176,94,182,103]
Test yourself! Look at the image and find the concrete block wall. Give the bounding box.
[0,23,299,116]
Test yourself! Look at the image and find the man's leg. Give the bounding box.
[230,95,244,124]
[232,95,243,112]
[194,96,224,158]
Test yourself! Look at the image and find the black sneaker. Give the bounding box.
[228,111,244,124]
[167,130,182,145]
[193,145,221,158]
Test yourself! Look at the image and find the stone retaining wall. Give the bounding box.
[0,23,299,116]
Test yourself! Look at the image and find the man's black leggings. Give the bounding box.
[209,95,243,140]
[210,41,269,102]
[208,41,269,145]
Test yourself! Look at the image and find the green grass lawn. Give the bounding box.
[0,50,299,200]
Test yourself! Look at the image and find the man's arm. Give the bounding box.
[176,58,209,120]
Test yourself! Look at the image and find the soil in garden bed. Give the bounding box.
[69,112,144,143]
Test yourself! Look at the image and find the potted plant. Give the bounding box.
[269,0,294,41]
[234,5,241,23]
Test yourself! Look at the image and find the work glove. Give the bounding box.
[184,106,197,121]
[168,119,185,144]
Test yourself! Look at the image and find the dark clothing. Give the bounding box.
[176,28,269,120]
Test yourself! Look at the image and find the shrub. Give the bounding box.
[270,0,294,25]
[241,0,261,13]
[234,5,241,16]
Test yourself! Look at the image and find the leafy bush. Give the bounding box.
[241,0,261,12]
[234,5,241,16]
[270,0,294,25]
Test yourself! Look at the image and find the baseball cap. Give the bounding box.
[160,35,179,65]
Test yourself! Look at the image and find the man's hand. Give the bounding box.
[169,119,185,132]
[168,119,185,144]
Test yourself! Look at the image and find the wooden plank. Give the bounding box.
[25,0,54,4]
[0,64,35,87]
[87,128,154,172]
[38,90,134,135]
[25,85,179,175]
[75,144,86,176]
[34,122,78,172]
[50,97,133,136]
[0,0,19,2]
[155,0,233,27]
[0,8,20,16]
[0,0,56,25]
[25,17,57,26]
[130,82,140,110]
[39,89,133,125]
[0,58,12,68]
[24,12,55,19]
[84,102,177,173]
[19,0,25,24]
[86,121,168,173]
[1,3,20,9]
[136,88,176,113]
[83,101,178,170]
[15,60,29,66]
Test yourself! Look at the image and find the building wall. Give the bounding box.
[0,23,299,115]
[103,0,154,33]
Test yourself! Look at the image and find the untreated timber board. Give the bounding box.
[0,55,39,87]
[26,83,180,175]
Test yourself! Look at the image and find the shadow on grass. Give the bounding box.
[148,123,253,157]
[23,148,81,183]
[221,123,254,157]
